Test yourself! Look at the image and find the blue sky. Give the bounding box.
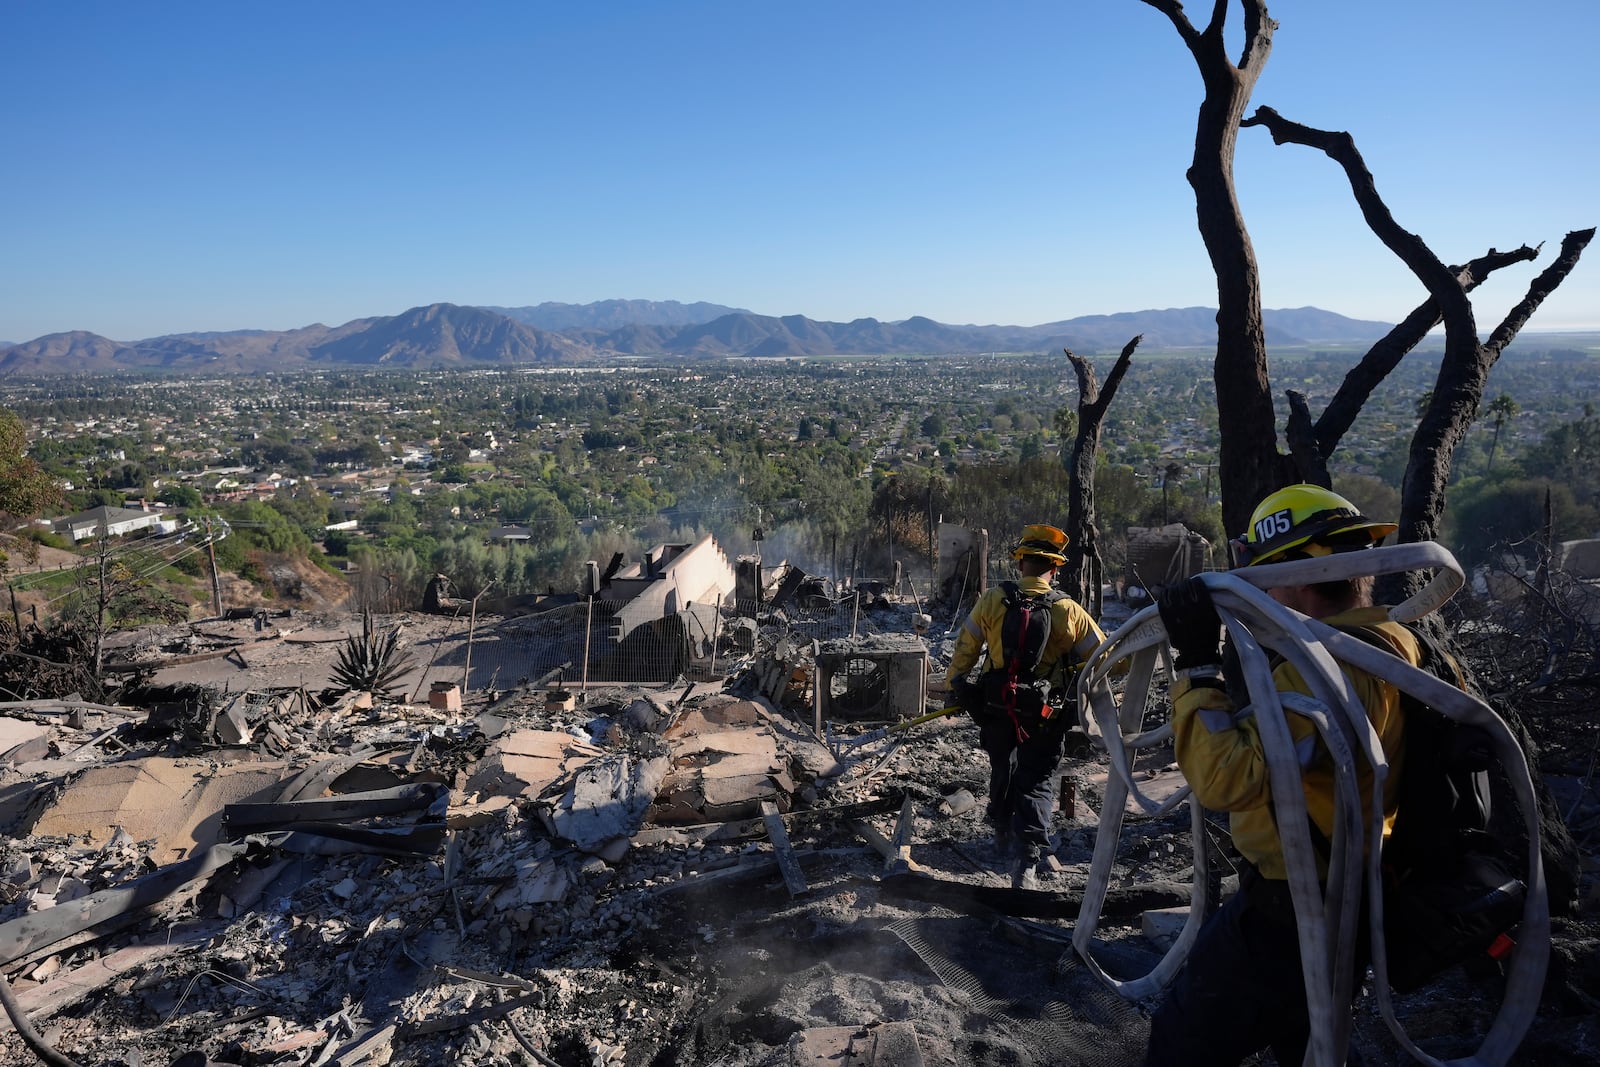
[4,1,1596,342]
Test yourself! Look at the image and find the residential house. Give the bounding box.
[52,505,165,543]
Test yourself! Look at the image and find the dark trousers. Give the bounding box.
[977,714,1065,852]
[1144,869,1369,1067]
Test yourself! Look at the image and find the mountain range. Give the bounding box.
[0,300,1398,375]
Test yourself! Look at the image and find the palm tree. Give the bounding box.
[1485,393,1520,474]
[1161,462,1185,524]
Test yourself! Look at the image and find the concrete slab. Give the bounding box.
[0,719,50,766]
[464,729,603,800]
[790,1021,925,1065]
[658,725,792,821]
[548,753,669,853]
[28,758,292,863]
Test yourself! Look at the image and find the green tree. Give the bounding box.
[1447,479,1599,568]
[1485,393,1519,474]
[80,488,127,509]
[0,409,65,571]
[221,499,312,555]
[1093,463,1151,541]
[156,484,203,509]
[868,468,949,571]
[1331,474,1402,536]
[1518,404,1600,505]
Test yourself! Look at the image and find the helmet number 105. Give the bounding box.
[1254,509,1294,543]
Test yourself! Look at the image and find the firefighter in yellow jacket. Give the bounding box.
[946,524,1107,888]
[1145,484,1414,1067]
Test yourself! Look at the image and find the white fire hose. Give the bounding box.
[1070,542,1549,1067]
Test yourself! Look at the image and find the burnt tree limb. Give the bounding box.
[1284,391,1328,489]
[1395,226,1595,550]
[1239,105,1593,558]
[1061,336,1141,612]
[1481,228,1595,362]
[1311,246,1539,460]
[1401,226,1593,550]
[1144,0,1289,537]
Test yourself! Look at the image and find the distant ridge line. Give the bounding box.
[0,301,1405,375]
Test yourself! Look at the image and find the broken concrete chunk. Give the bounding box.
[939,789,976,816]
[488,854,571,910]
[789,1021,925,1066]
[31,873,91,910]
[1141,905,1190,950]
[1,852,32,886]
[666,697,763,737]
[788,741,847,780]
[0,718,51,766]
[622,697,662,733]
[652,720,797,824]
[465,729,603,801]
[547,753,669,855]
[214,697,253,745]
[446,794,515,829]
[26,757,293,864]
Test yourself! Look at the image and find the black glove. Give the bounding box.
[951,676,985,717]
[1158,576,1222,669]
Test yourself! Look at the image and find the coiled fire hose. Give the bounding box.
[1070,542,1548,1067]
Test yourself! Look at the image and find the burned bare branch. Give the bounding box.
[1060,336,1143,613]
[1284,390,1330,487]
[1236,104,1589,561]
[1313,245,1540,456]
[1140,0,1204,48]
[1242,106,1462,310]
[1484,228,1596,359]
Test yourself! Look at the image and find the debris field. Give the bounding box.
[1,602,1598,1067]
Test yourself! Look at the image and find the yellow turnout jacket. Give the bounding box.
[945,576,1107,691]
[1169,606,1418,880]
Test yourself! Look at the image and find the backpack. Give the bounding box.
[1342,624,1529,992]
[980,581,1066,738]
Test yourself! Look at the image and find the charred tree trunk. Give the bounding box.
[1149,2,1592,555]
[1146,0,1290,537]
[1240,105,1593,597]
[1061,337,1141,612]
[1306,246,1541,459]
[1401,229,1592,554]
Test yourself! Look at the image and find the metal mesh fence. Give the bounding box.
[424,586,942,695]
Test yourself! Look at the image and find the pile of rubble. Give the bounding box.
[1,603,1597,1067]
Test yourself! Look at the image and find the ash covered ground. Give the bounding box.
[1,597,1597,1067]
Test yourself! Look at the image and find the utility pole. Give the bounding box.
[93,528,111,681]
[205,517,223,617]
[462,581,493,693]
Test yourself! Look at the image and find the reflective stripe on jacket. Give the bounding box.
[945,576,1106,689]
[1169,605,1417,881]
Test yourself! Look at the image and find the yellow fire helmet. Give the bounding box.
[1012,523,1069,565]
[1232,483,1398,567]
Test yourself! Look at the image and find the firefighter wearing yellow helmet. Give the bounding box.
[1145,485,1419,1067]
[946,523,1106,889]
[1231,482,1398,568]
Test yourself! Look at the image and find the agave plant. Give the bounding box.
[330,610,415,699]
